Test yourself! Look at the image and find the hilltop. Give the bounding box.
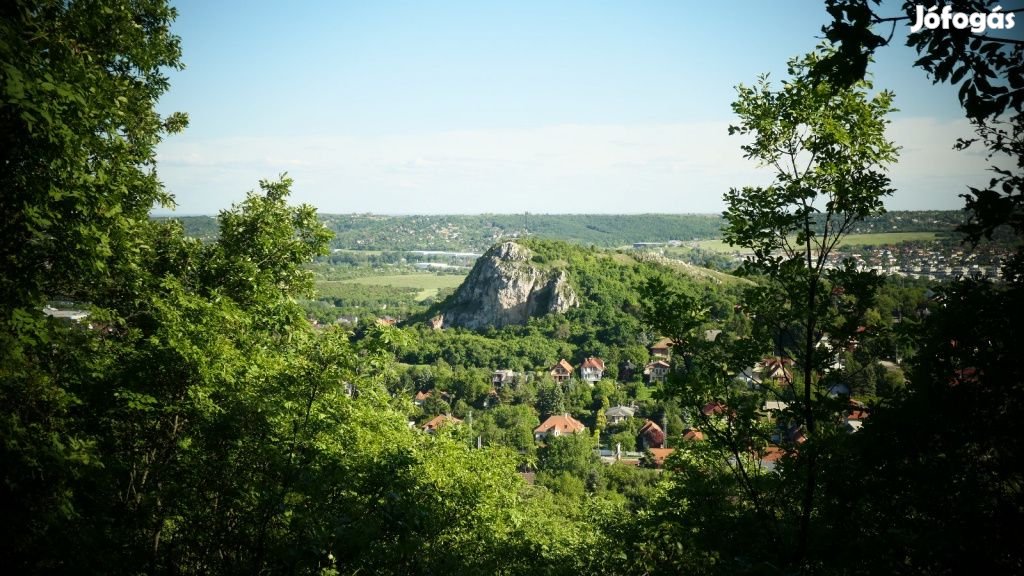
[398,239,750,373]
[428,241,580,330]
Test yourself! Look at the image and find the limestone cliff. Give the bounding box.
[432,241,578,329]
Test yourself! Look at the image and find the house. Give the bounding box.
[650,337,674,358]
[422,414,462,434]
[763,400,789,412]
[43,306,90,324]
[644,447,676,468]
[702,401,727,417]
[534,413,586,441]
[760,356,794,386]
[605,405,636,425]
[579,356,605,384]
[845,399,870,433]
[413,389,450,407]
[761,401,789,420]
[681,428,704,441]
[492,369,517,387]
[759,446,786,471]
[550,359,574,383]
[736,366,763,389]
[644,360,670,383]
[413,390,433,407]
[637,420,666,449]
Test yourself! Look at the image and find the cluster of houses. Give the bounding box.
[822,243,1006,281]
[543,340,676,388]
[410,332,876,471]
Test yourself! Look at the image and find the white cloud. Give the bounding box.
[155,117,992,215]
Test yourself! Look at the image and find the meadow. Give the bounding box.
[331,273,467,301]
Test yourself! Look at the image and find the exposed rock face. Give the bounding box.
[433,242,579,329]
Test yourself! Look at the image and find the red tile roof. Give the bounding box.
[761,446,786,463]
[551,359,574,374]
[638,420,666,448]
[534,413,586,436]
[581,356,605,370]
[847,410,870,421]
[682,428,704,441]
[422,414,462,432]
[702,401,726,416]
[647,448,675,467]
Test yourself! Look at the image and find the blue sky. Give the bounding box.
[155,0,1005,215]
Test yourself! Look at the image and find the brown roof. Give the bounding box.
[638,420,666,447]
[847,399,870,420]
[422,414,462,432]
[580,356,605,370]
[761,446,786,463]
[551,358,574,374]
[414,390,432,402]
[847,409,870,421]
[534,413,586,436]
[650,337,674,351]
[647,447,675,467]
[682,428,704,441]
[702,401,726,416]
[761,356,794,381]
[638,419,664,437]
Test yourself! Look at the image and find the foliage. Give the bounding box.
[641,47,900,572]
[817,0,1024,280]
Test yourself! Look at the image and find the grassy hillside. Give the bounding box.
[335,274,467,301]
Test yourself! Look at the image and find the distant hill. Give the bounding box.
[319,213,725,252]
[157,210,968,252]
[418,239,750,351]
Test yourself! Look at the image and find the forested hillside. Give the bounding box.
[5,1,1023,575]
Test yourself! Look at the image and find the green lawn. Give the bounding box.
[330,274,467,301]
[692,232,940,253]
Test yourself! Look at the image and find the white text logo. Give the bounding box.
[909,4,1015,33]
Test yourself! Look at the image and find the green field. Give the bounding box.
[329,274,467,301]
[691,232,940,253]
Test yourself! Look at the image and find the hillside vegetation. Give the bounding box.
[402,238,749,372]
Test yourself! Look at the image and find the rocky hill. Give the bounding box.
[429,242,579,329]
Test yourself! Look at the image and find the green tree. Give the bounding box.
[538,431,596,477]
[816,0,1024,280]
[0,0,186,567]
[0,2,630,574]
[722,47,897,563]
[639,49,899,572]
[536,376,566,417]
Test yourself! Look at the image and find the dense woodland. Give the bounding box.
[3,1,1023,575]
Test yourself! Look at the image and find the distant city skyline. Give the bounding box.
[154,0,1003,215]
